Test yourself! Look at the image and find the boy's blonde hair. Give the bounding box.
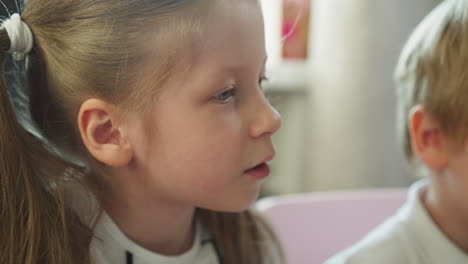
[0,0,283,263]
[396,0,468,161]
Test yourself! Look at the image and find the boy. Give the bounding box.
[326,0,468,263]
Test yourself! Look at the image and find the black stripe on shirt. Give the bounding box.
[125,240,223,264]
[126,251,134,264]
[201,239,224,264]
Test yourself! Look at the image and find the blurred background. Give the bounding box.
[260,0,442,196]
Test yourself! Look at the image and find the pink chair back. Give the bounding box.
[256,188,407,264]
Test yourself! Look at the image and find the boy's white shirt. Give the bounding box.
[90,212,220,264]
[324,179,468,264]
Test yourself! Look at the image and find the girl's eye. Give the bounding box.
[213,88,236,103]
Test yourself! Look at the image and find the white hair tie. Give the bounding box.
[1,13,33,61]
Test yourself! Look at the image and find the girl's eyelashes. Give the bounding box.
[212,76,268,104]
[213,87,237,103]
[259,75,269,89]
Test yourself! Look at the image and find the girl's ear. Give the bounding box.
[77,99,133,167]
[409,105,449,170]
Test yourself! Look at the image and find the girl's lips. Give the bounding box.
[245,162,270,179]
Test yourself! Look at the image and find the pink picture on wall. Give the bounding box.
[282,0,310,59]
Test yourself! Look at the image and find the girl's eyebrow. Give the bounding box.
[201,56,268,94]
[197,55,268,92]
[215,56,268,74]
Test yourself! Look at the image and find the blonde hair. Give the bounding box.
[0,0,283,263]
[395,0,468,161]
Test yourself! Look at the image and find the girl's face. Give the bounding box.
[127,0,281,212]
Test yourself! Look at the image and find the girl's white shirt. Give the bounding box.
[90,212,220,264]
[66,182,219,264]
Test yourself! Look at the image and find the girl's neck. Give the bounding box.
[423,175,468,253]
[102,187,196,256]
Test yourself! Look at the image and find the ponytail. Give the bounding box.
[199,209,284,264]
[0,28,91,264]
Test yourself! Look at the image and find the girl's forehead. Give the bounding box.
[195,0,265,64]
[137,0,265,96]
[140,0,264,62]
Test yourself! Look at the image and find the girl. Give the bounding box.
[0,0,283,263]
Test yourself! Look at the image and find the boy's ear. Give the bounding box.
[409,105,448,170]
[77,99,133,167]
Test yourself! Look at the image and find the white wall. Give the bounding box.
[305,0,441,190]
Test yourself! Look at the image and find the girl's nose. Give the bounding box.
[249,97,282,139]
